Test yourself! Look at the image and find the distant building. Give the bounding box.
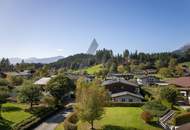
[5,70,33,78]
[137,75,160,86]
[106,73,134,80]
[34,77,51,86]
[87,38,99,55]
[102,79,143,103]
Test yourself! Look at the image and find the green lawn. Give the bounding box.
[84,64,103,74]
[0,102,32,129]
[57,107,162,130]
[75,64,104,75]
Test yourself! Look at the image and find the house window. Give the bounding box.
[180,91,187,97]
[128,99,133,102]
[121,98,125,102]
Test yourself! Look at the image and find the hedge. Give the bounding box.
[64,112,78,130]
[12,107,60,130]
[174,112,190,126]
[106,102,145,107]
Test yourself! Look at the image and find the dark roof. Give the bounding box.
[102,79,138,87]
[168,77,190,88]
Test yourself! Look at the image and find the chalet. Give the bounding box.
[106,73,134,80]
[102,79,143,103]
[168,77,190,104]
[137,75,160,86]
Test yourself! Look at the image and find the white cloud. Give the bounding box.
[57,49,63,52]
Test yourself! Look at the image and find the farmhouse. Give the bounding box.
[102,79,143,103]
[137,75,160,86]
[168,77,190,104]
[106,73,134,80]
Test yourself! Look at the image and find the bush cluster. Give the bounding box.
[142,100,168,117]
[174,112,190,126]
[107,102,144,107]
[141,111,153,123]
[64,112,78,130]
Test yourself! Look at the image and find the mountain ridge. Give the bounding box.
[0,56,64,64]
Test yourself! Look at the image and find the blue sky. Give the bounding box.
[0,0,190,58]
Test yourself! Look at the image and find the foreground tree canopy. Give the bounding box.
[76,78,109,130]
[18,81,41,109]
[46,74,75,106]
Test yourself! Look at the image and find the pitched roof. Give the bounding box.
[34,77,51,85]
[102,79,138,87]
[168,77,190,88]
[111,91,144,99]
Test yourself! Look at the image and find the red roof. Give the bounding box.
[168,77,190,88]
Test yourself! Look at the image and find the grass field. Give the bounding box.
[84,64,103,74]
[75,64,104,74]
[0,102,32,130]
[56,107,162,130]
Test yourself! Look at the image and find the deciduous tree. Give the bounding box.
[18,81,41,109]
[46,74,75,106]
[76,79,108,130]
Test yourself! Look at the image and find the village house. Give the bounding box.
[168,77,190,105]
[5,70,33,78]
[137,75,160,86]
[106,73,134,80]
[102,79,144,103]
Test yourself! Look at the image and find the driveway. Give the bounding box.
[33,109,71,130]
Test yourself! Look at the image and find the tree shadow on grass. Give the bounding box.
[103,125,141,130]
[0,118,13,130]
[26,106,47,115]
[148,121,162,128]
[2,106,22,112]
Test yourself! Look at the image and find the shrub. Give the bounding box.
[64,112,78,130]
[160,86,178,108]
[107,102,144,107]
[141,111,153,123]
[0,78,9,86]
[7,75,23,86]
[41,95,56,107]
[174,112,190,126]
[142,100,168,117]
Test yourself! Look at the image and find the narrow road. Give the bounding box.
[33,110,71,130]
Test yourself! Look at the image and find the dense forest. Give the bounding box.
[49,48,190,70]
[0,48,190,78]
